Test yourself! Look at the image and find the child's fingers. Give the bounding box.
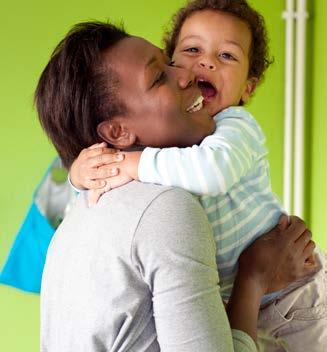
[84,179,107,190]
[83,146,116,159]
[103,174,133,190]
[87,142,107,150]
[87,152,124,168]
[88,188,106,207]
[84,168,119,189]
[86,165,119,181]
[87,173,131,207]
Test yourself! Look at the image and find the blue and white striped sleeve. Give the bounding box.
[138,107,267,196]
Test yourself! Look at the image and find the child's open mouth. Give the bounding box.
[197,79,217,102]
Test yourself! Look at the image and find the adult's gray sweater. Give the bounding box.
[41,181,256,351]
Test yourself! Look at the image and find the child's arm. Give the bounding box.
[135,108,267,196]
[70,108,266,200]
[96,108,267,196]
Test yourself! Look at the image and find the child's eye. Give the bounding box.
[219,52,236,61]
[169,60,176,67]
[184,47,199,53]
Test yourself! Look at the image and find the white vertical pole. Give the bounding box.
[294,0,308,218]
[282,0,295,213]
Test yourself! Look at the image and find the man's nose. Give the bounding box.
[175,67,195,89]
[198,56,216,71]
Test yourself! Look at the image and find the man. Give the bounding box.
[36,21,314,352]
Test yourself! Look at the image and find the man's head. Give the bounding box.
[35,22,215,168]
[35,22,129,168]
[164,0,273,115]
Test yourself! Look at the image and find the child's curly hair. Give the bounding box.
[164,0,273,82]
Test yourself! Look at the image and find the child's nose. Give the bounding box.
[199,58,216,71]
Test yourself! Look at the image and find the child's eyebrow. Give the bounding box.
[223,40,246,55]
[180,34,201,41]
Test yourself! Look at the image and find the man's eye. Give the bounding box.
[153,71,166,87]
[185,47,199,53]
[219,52,236,60]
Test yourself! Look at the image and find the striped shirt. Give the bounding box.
[138,106,284,304]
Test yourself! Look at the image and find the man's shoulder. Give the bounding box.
[70,182,203,238]
[100,181,196,209]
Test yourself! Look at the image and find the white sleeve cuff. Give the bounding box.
[67,173,84,193]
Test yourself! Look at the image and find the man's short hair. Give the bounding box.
[35,22,129,168]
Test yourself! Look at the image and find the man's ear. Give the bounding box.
[97,120,136,149]
[241,77,258,104]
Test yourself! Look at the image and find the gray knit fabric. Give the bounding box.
[41,181,256,351]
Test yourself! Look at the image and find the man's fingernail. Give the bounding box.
[116,154,124,161]
[110,168,118,175]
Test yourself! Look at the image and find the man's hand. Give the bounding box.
[238,215,317,294]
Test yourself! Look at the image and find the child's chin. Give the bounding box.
[206,102,222,116]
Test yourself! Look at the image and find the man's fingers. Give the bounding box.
[277,214,289,231]
[294,229,312,253]
[302,241,316,261]
[303,259,318,276]
[285,216,307,242]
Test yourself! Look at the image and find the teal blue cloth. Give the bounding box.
[0,158,71,294]
[0,202,54,293]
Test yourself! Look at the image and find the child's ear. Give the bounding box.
[241,77,258,104]
[97,120,136,149]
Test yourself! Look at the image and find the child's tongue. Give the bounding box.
[198,81,217,100]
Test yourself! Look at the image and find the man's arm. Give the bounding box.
[132,188,257,352]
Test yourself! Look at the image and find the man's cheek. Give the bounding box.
[172,54,191,70]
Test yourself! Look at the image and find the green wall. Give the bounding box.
[0,1,324,350]
[311,1,327,254]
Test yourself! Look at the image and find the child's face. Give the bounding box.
[173,10,257,116]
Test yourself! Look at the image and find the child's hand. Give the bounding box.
[87,150,142,206]
[87,171,132,206]
[70,142,124,190]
